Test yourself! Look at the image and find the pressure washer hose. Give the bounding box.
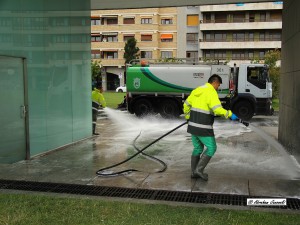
[96,121,188,176]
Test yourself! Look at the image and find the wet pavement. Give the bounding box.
[0,109,299,199]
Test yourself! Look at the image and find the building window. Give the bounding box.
[141,34,152,41]
[269,31,281,41]
[233,32,245,41]
[91,50,101,59]
[107,18,118,25]
[232,12,245,23]
[91,34,101,42]
[214,33,226,41]
[161,18,173,24]
[204,33,212,41]
[187,15,199,26]
[161,51,173,58]
[248,32,254,41]
[123,17,135,24]
[270,10,282,21]
[161,34,173,42]
[259,32,265,41]
[260,12,266,22]
[249,13,255,22]
[247,51,254,59]
[214,50,226,59]
[187,33,198,44]
[232,50,245,60]
[141,18,152,24]
[259,50,265,59]
[91,18,100,25]
[203,13,211,23]
[107,36,118,42]
[186,51,198,59]
[102,33,118,42]
[204,50,213,59]
[123,35,135,42]
[105,51,118,59]
[215,13,227,23]
[141,51,152,58]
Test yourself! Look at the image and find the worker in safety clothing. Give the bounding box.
[92,84,106,135]
[183,74,238,181]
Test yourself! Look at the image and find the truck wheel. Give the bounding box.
[160,100,180,119]
[233,101,254,121]
[134,99,153,117]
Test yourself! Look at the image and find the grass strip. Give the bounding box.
[0,193,299,225]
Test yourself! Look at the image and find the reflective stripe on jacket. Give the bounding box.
[183,83,232,136]
[92,88,106,110]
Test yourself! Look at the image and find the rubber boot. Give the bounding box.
[191,155,200,178]
[194,154,211,181]
[93,124,99,135]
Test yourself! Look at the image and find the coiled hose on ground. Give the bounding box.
[96,121,188,177]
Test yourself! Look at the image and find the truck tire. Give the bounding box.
[233,100,254,121]
[160,100,180,119]
[134,99,153,117]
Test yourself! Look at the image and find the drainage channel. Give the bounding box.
[0,179,299,210]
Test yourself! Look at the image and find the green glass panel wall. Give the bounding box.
[0,0,92,158]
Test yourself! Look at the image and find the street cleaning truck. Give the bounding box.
[125,61,273,120]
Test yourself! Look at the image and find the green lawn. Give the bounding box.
[272,98,279,111]
[0,193,298,225]
[103,91,126,108]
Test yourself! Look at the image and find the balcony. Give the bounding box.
[91,41,124,49]
[200,20,282,31]
[199,38,281,49]
[99,58,125,67]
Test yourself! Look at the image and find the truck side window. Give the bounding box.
[247,67,266,89]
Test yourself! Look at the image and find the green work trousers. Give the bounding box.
[191,135,217,157]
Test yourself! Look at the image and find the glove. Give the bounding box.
[230,113,239,121]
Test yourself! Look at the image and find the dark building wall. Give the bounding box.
[279,0,300,163]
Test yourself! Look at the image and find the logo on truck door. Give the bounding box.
[133,78,140,89]
[193,73,204,78]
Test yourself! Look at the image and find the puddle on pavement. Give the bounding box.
[101,108,299,179]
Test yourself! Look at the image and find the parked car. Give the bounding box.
[116,86,127,92]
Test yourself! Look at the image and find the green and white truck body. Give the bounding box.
[126,63,273,120]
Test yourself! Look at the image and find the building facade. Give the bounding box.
[91,8,177,90]
[177,2,283,67]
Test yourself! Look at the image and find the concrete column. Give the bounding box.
[279,0,300,163]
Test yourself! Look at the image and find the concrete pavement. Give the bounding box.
[0,111,299,200]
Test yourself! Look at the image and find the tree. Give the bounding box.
[264,49,281,99]
[124,38,139,64]
[264,48,281,69]
[91,60,102,87]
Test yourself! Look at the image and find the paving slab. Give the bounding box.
[249,178,300,198]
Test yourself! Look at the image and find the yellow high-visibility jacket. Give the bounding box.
[183,83,232,136]
[92,88,106,111]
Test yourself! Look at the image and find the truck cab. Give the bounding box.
[230,64,273,120]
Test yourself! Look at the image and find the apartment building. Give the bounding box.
[91,8,177,90]
[177,2,283,67]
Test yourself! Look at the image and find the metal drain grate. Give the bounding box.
[0,179,299,210]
